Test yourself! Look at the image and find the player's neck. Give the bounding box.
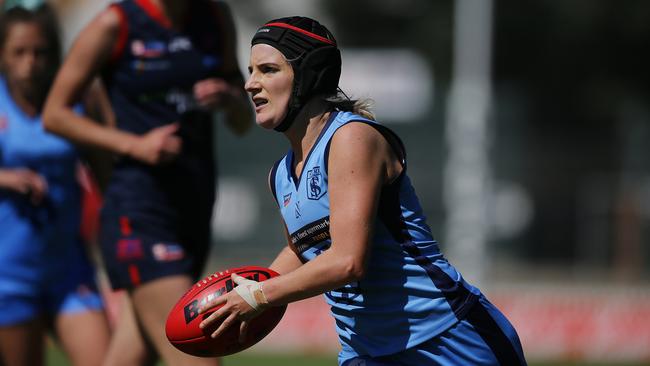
[287,100,331,170]
[7,83,42,118]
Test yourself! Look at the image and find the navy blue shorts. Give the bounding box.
[98,200,211,290]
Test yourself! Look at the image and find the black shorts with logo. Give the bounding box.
[99,198,211,290]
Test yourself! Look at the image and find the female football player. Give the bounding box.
[0,4,110,366]
[43,0,252,364]
[199,16,527,366]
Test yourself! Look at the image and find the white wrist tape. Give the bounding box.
[232,273,269,311]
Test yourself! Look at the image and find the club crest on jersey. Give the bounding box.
[306,166,326,200]
[283,193,292,207]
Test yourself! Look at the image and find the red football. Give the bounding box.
[165,266,286,357]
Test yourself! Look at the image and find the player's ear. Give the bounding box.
[295,46,341,99]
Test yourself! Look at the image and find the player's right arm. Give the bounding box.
[42,7,180,165]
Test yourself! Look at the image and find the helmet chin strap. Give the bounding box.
[274,72,304,132]
[273,94,303,132]
[273,106,301,132]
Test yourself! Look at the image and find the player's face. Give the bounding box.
[0,21,51,98]
[245,44,294,130]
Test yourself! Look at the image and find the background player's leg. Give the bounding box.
[131,275,221,366]
[54,310,110,366]
[102,294,157,366]
[0,318,45,366]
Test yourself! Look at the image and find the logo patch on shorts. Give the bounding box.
[152,243,185,262]
[116,238,143,261]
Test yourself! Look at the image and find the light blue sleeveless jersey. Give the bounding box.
[269,111,482,358]
[0,76,83,295]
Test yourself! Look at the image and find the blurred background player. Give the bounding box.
[0,3,111,366]
[198,16,527,365]
[42,0,253,364]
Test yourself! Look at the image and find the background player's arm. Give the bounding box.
[43,8,135,154]
[82,78,116,129]
[193,1,253,136]
[43,8,181,165]
[79,78,115,192]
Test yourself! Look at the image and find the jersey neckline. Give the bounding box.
[286,110,339,191]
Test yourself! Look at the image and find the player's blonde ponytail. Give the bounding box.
[326,93,376,121]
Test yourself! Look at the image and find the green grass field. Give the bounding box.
[46,346,649,366]
[47,347,337,365]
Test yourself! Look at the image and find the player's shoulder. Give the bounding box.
[87,2,124,34]
[332,116,385,149]
[329,113,401,170]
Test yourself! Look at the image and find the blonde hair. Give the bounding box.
[326,92,376,121]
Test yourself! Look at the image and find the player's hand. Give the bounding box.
[0,168,48,205]
[193,78,236,110]
[198,273,269,343]
[128,123,182,165]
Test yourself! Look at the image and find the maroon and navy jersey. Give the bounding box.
[101,0,228,220]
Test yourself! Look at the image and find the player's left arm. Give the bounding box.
[193,1,253,136]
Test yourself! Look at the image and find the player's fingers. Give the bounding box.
[194,79,220,96]
[210,313,238,339]
[159,122,180,135]
[29,186,44,204]
[28,175,48,204]
[193,80,205,96]
[198,294,227,315]
[33,174,48,194]
[231,273,247,285]
[198,308,224,329]
[199,95,221,108]
[163,135,182,154]
[195,79,230,108]
[239,319,249,343]
[16,179,30,194]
